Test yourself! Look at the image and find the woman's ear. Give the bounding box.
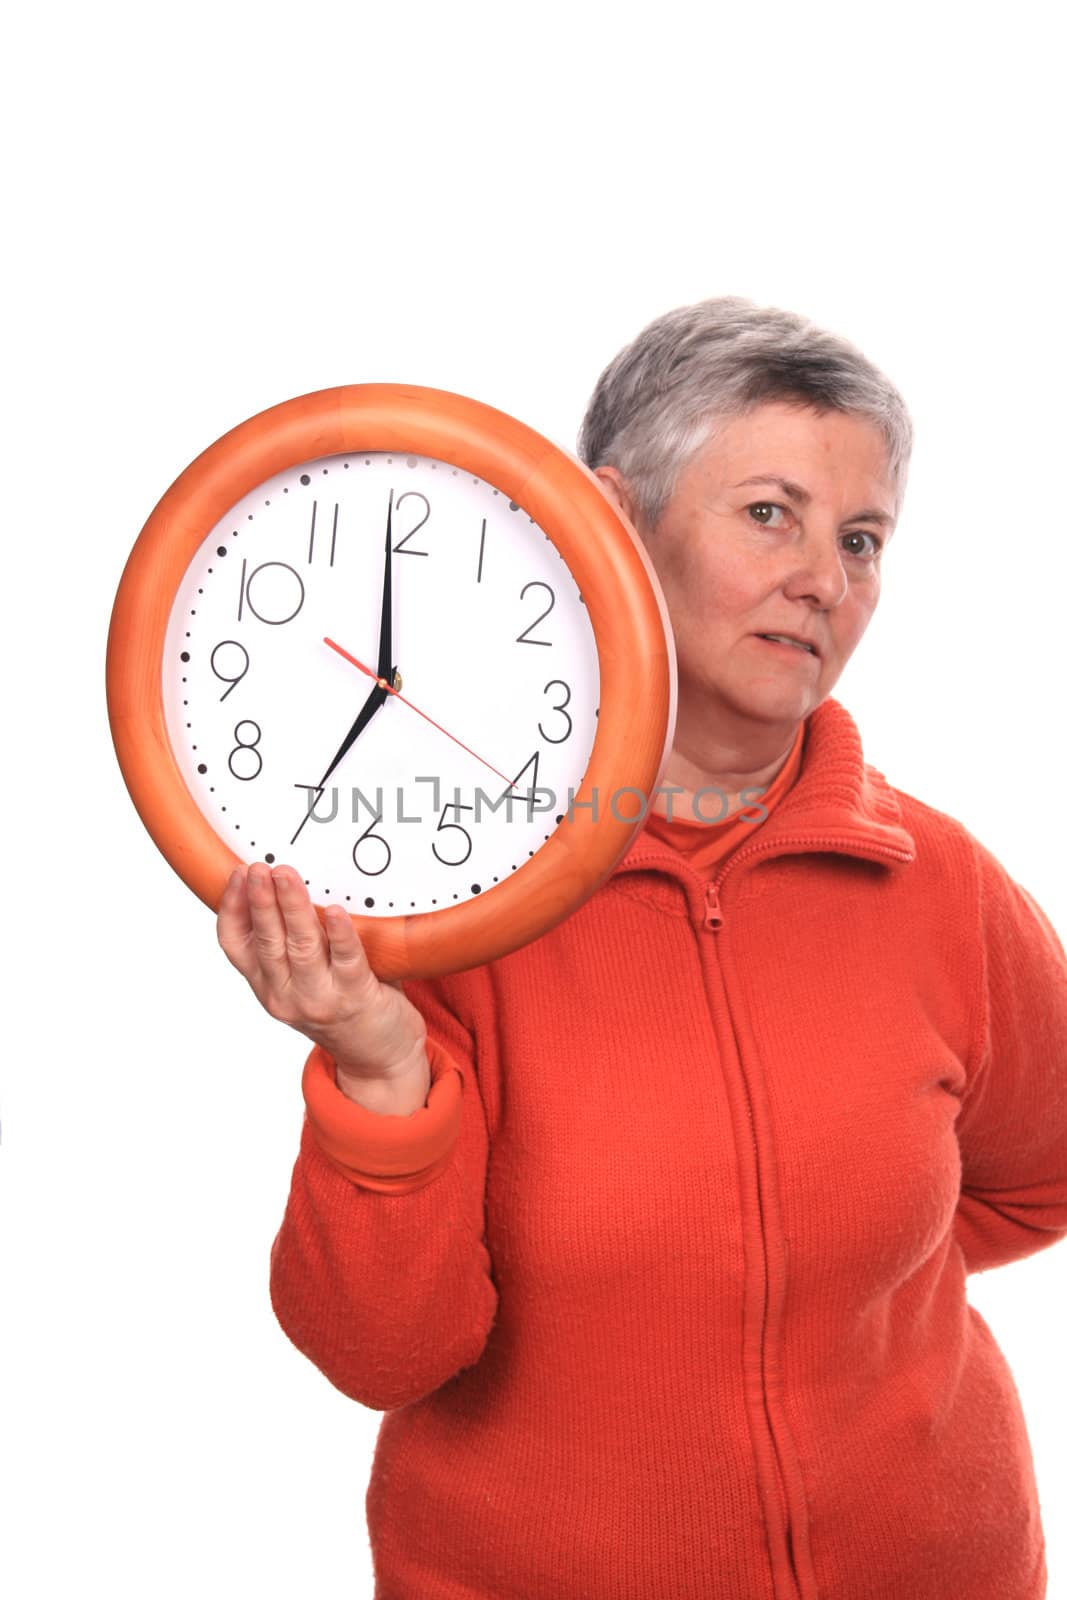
[592,465,644,532]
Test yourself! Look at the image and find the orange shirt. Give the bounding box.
[274,696,1067,1599]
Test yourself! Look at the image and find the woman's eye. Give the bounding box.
[748,502,788,527]
[841,530,882,559]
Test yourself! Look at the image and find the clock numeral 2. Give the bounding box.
[516,581,555,645]
[391,491,430,556]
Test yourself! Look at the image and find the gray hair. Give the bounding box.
[576,296,913,529]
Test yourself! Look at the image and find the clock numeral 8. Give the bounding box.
[228,720,263,781]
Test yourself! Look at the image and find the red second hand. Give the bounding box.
[323,636,514,789]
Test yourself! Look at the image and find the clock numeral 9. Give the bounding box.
[228,720,263,781]
[210,640,250,701]
[516,581,555,646]
[538,679,572,744]
[353,812,392,877]
[432,801,473,867]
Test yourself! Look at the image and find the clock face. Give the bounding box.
[161,451,601,917]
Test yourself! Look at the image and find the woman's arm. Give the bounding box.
[953,834,1067,1275]
[217,864,499,1408]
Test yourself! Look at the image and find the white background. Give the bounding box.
[2,2,1065,1595]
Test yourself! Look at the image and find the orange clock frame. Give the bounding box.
[106,384,677,979]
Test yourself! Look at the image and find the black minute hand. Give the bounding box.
[289,679,389,846]
[376,487,394,682]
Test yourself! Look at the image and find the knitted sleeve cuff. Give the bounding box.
[300,1038,465,1194]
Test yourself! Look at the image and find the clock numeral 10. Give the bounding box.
[237,559,305,626]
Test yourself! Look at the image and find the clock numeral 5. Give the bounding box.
[432,801,474,867]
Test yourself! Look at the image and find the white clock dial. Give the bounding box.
[161,452,600,915]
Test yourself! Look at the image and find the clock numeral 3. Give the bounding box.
[538,679,572,743]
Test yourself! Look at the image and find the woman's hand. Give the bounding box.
[216,863,429,1085]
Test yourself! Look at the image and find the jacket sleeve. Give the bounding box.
[953,834,1067,1275]
[268,967,499,1409]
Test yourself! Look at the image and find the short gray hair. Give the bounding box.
[576,296,914,529]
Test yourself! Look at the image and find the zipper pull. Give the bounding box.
[704,881,724,930]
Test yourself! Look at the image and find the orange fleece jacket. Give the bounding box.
[270,695,1067,1600]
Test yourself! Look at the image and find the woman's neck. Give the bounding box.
[651,711,801,822]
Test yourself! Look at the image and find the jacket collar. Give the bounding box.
[613,695,916,886]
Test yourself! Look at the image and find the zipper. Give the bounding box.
[692,833,911,1597]
[699,832,913,935]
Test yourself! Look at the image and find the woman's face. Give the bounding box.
[598,402,899,739]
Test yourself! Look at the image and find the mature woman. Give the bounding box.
[217,298,1067,1600]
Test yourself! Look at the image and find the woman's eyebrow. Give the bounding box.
[732,474,896,528]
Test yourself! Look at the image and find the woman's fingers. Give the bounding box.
[270,867,330,994]
[245,862,299,990]
[216,866,261,982]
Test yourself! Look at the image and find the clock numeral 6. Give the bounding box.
[228,720,263,781]
[353,812,392,877]
[432,801,473,867]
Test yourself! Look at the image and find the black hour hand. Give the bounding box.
[376,488,394,681]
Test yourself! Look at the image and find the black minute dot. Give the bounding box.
[265,854,275,864]
[509,501,519,511]
[197,763,207,774]
[556,814,564,824]
[216,546,227,557]
[300,474,310,485]
[471,883,482,894]
[364,897,374,908]
[180,652,190,662]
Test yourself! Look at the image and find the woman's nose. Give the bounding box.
[782,533,849,609]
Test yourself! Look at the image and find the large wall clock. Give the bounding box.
[106,385,676,978]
